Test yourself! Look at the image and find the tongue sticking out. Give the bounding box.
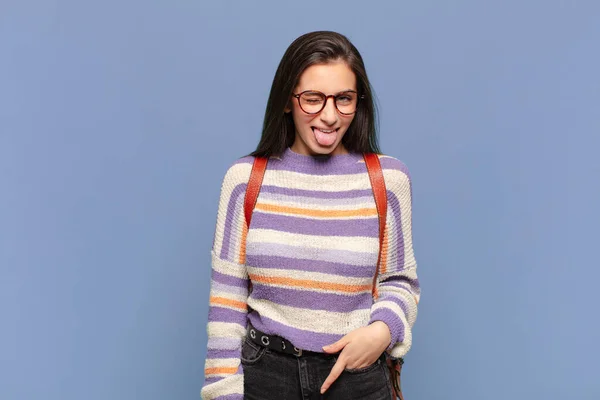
[313,128,337,146]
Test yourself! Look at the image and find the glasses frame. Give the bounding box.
[292,90,364,115]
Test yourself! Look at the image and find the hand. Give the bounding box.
[319,321,391,394]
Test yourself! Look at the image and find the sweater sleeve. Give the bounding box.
[368,158,421,357]
[201,159,252,400]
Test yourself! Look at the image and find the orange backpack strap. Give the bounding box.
[363,152,387,299]
[244,156,269,228]
[244,156,268,294]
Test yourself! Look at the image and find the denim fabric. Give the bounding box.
[241,337,395,400]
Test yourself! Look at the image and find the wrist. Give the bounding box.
[368,321,392,347]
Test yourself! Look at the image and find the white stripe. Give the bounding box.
[207,337,240,350]
[211,251,248,280]
[207,321,247,338]
[200,374,243,399]
[263,169,371,191]
[212,162,252,257]
[383,168,416,271]
[249,228,378,253]
[205,358,241,369]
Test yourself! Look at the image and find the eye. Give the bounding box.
[336,93,355,105]
[301,92,325,104]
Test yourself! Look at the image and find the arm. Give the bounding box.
[368,160,420,357]
[201,160,252,400]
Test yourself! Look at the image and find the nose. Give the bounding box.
[319,97,337,125]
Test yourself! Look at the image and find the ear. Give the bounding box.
[284,97,294,114]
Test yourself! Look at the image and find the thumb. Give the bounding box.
[322,336,349,353]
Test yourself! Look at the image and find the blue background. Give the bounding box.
[1,1,598,399]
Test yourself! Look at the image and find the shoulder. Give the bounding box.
[376,153,412,192]
[220,155,255,187]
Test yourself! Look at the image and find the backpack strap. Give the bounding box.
[244,156,269,228]
[363,153,387,300]
[243,156,268,294]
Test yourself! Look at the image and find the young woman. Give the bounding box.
[201,31,420,400]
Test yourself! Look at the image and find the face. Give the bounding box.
[285,61,357,156]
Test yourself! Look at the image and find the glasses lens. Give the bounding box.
[335,92,358,114]
[299,92,325,114]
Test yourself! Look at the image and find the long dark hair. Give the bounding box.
[248,31,381,158]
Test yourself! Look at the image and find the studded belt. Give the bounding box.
[246,324,318,357]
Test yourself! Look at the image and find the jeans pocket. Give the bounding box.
[240,338,267,365]
[343,358,382,374]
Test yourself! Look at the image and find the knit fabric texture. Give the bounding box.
[201,147,420,400]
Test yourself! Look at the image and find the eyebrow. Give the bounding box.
[302,89,357,94]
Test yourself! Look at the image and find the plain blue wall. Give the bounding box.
[1,1,598,399]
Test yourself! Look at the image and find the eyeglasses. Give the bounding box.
[292,90,364,115]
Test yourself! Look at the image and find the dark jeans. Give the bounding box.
[241,337,395,400]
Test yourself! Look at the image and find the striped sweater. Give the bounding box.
[201,146,420,400]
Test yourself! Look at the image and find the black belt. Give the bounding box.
[246,324,324,357]
[246,324,388,367]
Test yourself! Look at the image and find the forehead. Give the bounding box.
[296,61,356,92]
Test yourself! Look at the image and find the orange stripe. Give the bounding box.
[210,296,247,311]
[380,226,389,275]
[255,203,377,218]
[205,367,237,375]
[238,221,248,265]
[249,274,370,293]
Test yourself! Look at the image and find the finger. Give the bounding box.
[320,357,345,394]
[322,337,349,353]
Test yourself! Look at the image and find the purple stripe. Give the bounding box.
[376,289,410,316]
[207,337,242,350]
[200,393,242,400]
[244,254,376,277]
[247,314,345,352]
[208,306,247,323]
[250,284,372,313]
[259,185,374,199]
[207,348,241,359]
[266,150,409,176]
[211,281,248,296]
[204,376,220,385]
[387,188,405,270]
[219,183,246,260]
[382,274,421,290]
[246,242,378,266]
[267,153,364,174]
[237,156,254,164]
[370,307,405,343]
[212,270,248,288]
[379,157,410,177]
[219,395,244,400]
[250,211,379,237]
